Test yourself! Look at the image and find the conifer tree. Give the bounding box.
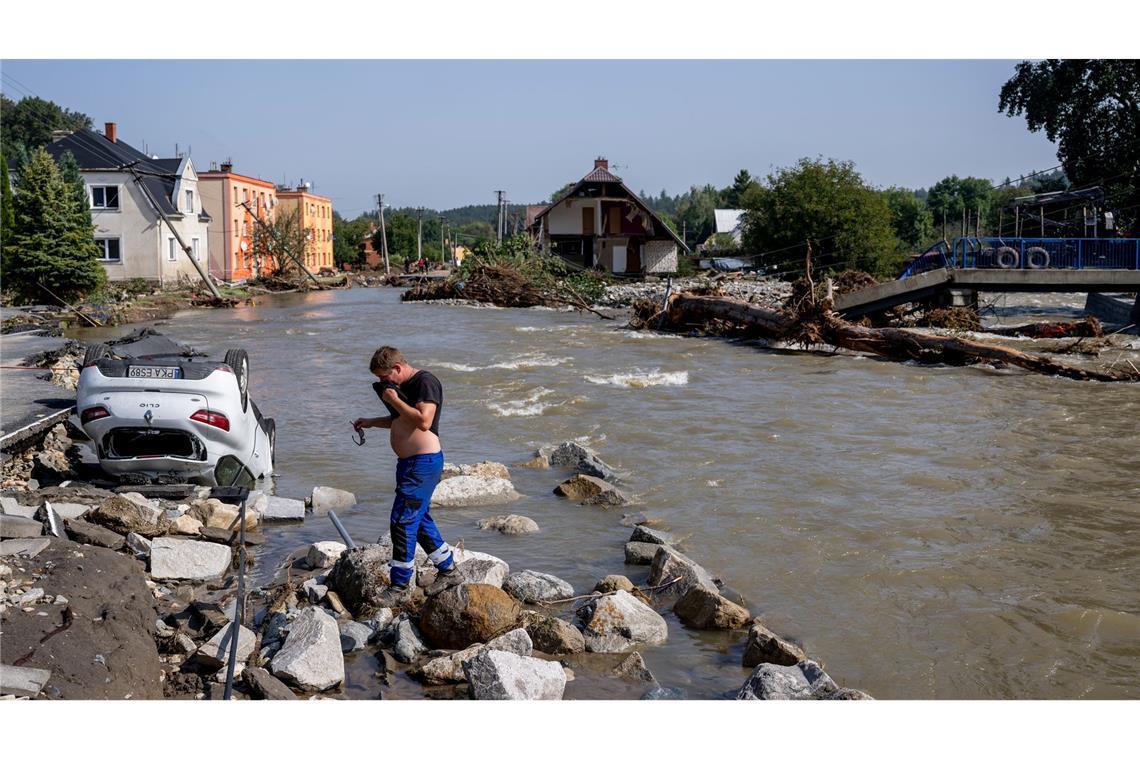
[1,155,14,276]
[3,147,106,303]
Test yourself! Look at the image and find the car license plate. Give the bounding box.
[128,365,181,380]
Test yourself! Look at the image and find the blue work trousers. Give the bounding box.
[389,451,454,586]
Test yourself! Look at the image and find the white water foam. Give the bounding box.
[438,354,571,373]
[487,388,561,417]
[583,370,689,388]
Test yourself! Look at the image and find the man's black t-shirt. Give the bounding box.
[397,370,443,436]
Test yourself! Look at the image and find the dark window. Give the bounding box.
[92,186,119,209]
[97,238,121,262]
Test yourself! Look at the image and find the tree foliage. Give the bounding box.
[332,211,372,268]
[250,206,310,277]
[1,155,14,275]
[881,186,935,251]
[723,169,760,208]
[2,147,105,303]
[1,95,93,167]
[925,175,994,233]
[999,59,1140,232]
[740,157,900,277]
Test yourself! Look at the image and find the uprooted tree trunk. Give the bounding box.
[636,292,1139,383]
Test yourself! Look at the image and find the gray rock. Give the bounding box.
[827,687,874,700]
[64,519,125,550]
[17,587,45,605]
[457,558,509,588]
[271,606,345,691]
[736,660,839,700]
[432,476,520,507]
[576,589,668,653]
[647,545,718,597]
[0,538,51,558]
[0,514,43,539]
[306,541,347,570]
[619,512,649,527]
[442,461,511,480]
[309,486,356,514]
[486,627,533,657]
[624,542,658,565]
[196,623,257,670]
[339,621,374,652]
[258,496,306,521]
[477,514,539,535]
[641,686,686,700]
[503,570,573,604]
[303,578,329,603]
[242,667,298,700]
[44,502,90,520]
[0,664,52,697]
[150,537,232,582]
[392,616,429,663]
[553,474,626,506]
[543,441,617,480]
[594,575,635,593]
[125,532,152,559]
[414,628,532,685]
[0,496,27,516]
[367,608,395,637]
[612,652,658,684]
[742,620,807,667]
[629,525,674,545]
[463,649,566,700]
[522,612,586,655]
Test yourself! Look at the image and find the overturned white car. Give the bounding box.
[75,330,275,487]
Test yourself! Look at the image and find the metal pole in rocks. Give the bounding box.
[328,511,357,550]
[222,494,249,700]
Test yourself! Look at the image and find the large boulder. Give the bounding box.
[0,515,42,539]
[553,474,627,506]
[647,546,718,597]
[309,486,356,514]
[192,498,260,532]
[477,514,539,535]
[442,461,511,481]
[463,649,566,700]
[736,660,839,700]
[541,441,617,480]
[673,587,750,630]
[419,584,522,649]
[624,542,658,566]
[522,612,586,655]
[629,525,674,545]
[270,607,345,691]
[414,628,533,685]
[256,496,306,522]
[432,476,520,508]
[326,543,395,616]
[453,547,510,587]
[88,495,168,538]
[742,620,807,667]
[576,590,668,653]
[306,541,347,570]
[390,615,429,663]
[504,570,573,604]
[594,575,635,594]
[150,537,232,582]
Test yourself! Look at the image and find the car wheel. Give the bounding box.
[224,348,249,414]
[266,418,277,468]
[83,343,109,366]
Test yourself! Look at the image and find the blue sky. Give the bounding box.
[1,59,1058,217]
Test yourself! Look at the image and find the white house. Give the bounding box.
[45,123,211,285]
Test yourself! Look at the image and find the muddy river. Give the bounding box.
[76,287,1140,699]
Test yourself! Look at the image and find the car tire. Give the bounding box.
[83,343,109,366]
[224,348,249,414]
[266,418,277,468]
[1026,246,1050,269]
[995,246,1019,269]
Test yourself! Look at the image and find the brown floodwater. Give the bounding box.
[75,287,1140,699]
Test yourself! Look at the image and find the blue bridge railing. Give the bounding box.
[900,237,1140,279]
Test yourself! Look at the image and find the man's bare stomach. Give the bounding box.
[389,421,441,459]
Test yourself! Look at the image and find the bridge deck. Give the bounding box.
[835,269,1140,318]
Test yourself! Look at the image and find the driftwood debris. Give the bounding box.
[636,292,1138,382]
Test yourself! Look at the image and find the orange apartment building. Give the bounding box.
[276,185,334,271]
[198,162,278,281]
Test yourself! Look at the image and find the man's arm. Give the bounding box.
[353,416,392,430]
[383,392,436,432]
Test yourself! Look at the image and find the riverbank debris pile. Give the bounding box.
[630,276,1139,382]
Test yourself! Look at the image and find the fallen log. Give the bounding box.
[983,316,1103,339]
[645,292,1138,382]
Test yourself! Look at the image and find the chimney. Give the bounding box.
[104,122,117,143]
[220,160,233,174]
[594,157,608,170]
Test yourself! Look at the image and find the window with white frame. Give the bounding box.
[96,238,121,262]
[168,237,177,262]
[185,190,194,213]
[192,237,201,261]
[91,186,119,209]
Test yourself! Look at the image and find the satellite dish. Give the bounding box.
[239,240,248,252]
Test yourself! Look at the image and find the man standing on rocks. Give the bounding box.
[353,346,459,605]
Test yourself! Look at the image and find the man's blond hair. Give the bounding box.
[370,346,407,373]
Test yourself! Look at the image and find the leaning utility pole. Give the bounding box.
[439,215,446,264]
[376,193,389,275]
[495,190,505,244]
[125,163,222,300]
[416,208,423,262]
[238,201,325,289]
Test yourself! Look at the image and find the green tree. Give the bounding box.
[373,212,418,264]
[723,169,760,208]
[3,147,105,303]
[674,184,721,249]
[549,182,576,202]
[1,155,14,275]
[882,187,935,251]
[332,212,373,268]
[251,206,310,277]
[999,59,1140,232]
[456,220,494,245]
[740,157,900,277]
[1,95,93,167]
[926,175,993,235]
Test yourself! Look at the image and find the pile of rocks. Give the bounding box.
[595,276,792,309]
